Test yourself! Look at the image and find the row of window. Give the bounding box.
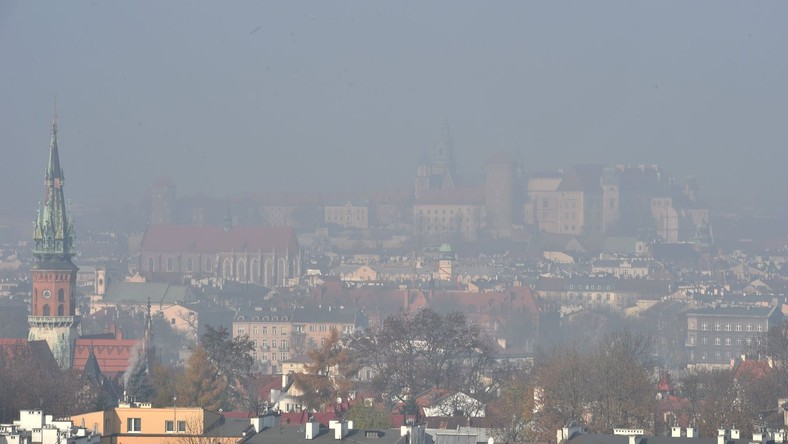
[35,288,67,301]
[238,326,289,335]
[39,304,67,316]
[126,418,187,433]
[250,351,289,362]
[569,284,613,291]
[690,336,760,347]
[252,339,288,349]
[698,322,763,332]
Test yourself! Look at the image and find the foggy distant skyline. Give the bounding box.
[2,2,787,215]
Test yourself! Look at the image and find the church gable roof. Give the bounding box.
[141,224,298,253]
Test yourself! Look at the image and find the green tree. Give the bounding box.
[178,346,229,411]
[151,364,182,408]
[200,325,255,409]
[345,403,391,430]
[293,328,358,412]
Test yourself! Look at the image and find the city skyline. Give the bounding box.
[2,2,787,216]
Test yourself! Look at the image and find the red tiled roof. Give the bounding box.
[734,359,771,381]
[74,338,139,379]
[0,339,58,369]
[141,224,298,253]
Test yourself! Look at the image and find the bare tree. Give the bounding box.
[346,308,499,412]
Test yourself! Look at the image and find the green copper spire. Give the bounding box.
[33,102,75,258]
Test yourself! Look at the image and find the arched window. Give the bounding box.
[58,289,65,302]
[58,305,64,316]
[206,258,212,272]
[251,258,260,283]
[148,257,155,272]
[43,305,50,316]
[277,258,287,286]
[237,259,246,282]
[264,258,274,287]
[223,258,232,279]
[186,258,193,272]
[166,258,174,272]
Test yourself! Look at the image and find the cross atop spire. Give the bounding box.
[33,99,75,259]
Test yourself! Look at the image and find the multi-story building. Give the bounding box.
[71,402,241,444]
[685,305,783,370]
[324,201,369,229]
[234,309,293,373]
[413,188,485,241]
[591,258,650,278]
[2,409,99,444]
[525,165,616,236]
[233,306,367,374]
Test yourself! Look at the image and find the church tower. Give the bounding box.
[29,105,80,369]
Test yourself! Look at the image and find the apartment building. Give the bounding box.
[685,305,783,370]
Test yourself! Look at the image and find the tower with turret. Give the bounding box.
[28,105,80,369]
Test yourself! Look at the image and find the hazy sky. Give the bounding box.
[2,2,787,213]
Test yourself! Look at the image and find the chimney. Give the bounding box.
[628,435,642,444]
[730,427,739,439]
[686,426,698,438]
[671,426,682,438]
[774,429,786,443]
[717,428,727,444]
[305,421,320,440]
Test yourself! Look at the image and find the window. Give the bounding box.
[58,289,65,302]
[252,326,259,335]
[165,420,174,433]
[736,324,742,332]
[282,339,288,349]
[58,304,64,316]
[272,326,277,335]
[726,323,731,331]
[148,257,155,272]
[187,258,193,272]
[178,421,186,433]
[701,322,708,331]
[758,324,763,332]
[747,324,752,332]
[280,352,287,361]
[167,258,174,272]
[715,323,721,331]
[127,418,141,433]
[702,337,708,345]
[238,327,245,335]
[725,338,731,346]
[262,326,268,335]
[715,337,721,346]
[320,325,327,332]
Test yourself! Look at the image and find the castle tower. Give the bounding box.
[29,104,80,369]
[485,152,515,239]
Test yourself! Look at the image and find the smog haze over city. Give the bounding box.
[2,1,787,215]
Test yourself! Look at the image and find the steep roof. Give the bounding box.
[73,338,139,380]
[141,224,298,253]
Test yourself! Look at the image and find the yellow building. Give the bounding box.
[324,201,369,229]
[71,403,234,444]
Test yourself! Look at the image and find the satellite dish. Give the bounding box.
[337,397,343,404]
